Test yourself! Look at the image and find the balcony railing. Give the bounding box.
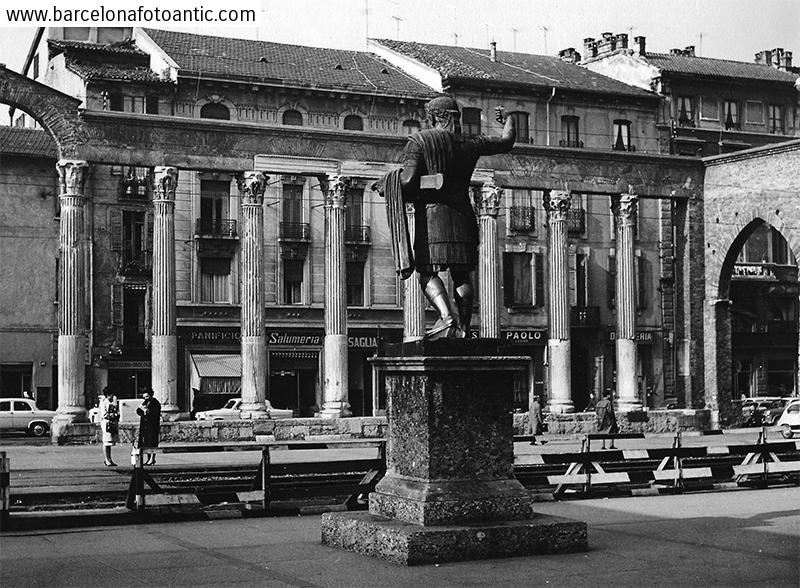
[612,144,637,152]
[567,208,586,234]
[345,225,371,244]
[119,252,152,276]
[558,139,584,148]
[509,206,536,232]
[195,219,237,238]
[571,305,600,326]
[279,222,311,242]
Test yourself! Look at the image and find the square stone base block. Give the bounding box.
[321,511,588,566]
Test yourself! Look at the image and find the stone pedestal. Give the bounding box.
[322,340,588,565]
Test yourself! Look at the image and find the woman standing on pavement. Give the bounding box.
[135,388,161,466]
[99,387,120,466]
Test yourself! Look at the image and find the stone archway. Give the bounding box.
[0,65,85,158]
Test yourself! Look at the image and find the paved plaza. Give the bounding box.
[2,487,797,587]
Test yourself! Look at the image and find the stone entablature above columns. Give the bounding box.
[239,171,269,416]
[321,174,351,418]
[544,190,574,413]
[477,180,503,338]
[612,188,641,411]
[53,159,90,433]
[152,166,180,415]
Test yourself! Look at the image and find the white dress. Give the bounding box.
[99,396,120,446]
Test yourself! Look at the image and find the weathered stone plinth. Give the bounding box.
[322,339,588,564]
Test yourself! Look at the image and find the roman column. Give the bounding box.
[545,190,574,413]
[52,159,90,433]
[613,189,641,411]
[321,174,351,418]
[403,202,425,341]
[239,171,269,417]
[478,181,503,338]
[151,166,179,416]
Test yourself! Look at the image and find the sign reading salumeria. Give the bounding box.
[181,328,379,348]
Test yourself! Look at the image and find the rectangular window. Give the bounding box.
[346,187,363,228]
[560,116,580,147]
[199,258,231,303]
[768,104,785,134]
[701,96,719,121]
[636,255,647,311]
[122,285,148,348]
[122,210,146,267]
[109,93,123,112]
[346,262,365,307]
[509,189,537,232]
[724,100,740,130]
[511,111,530,143]
[200,180,230,235]
[534,252,545,308]
[283,260,304,305]
[503,252,532,307]
[282,183,304,224]
[145,95,159,115]
[461,107,481,135]
[612,120,632,151]
[575,253,587,308]
[746,101,764,124]
[607,253,616,309]
[124,96,145,114]
[677,96,695,126]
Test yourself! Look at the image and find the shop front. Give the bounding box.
[604,329,660,408]
[500,329,547,411]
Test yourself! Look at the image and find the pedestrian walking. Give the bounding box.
[135,389,161,466]
[595,392,619,449]
[530,395,547,445]
[584,392,597,412]
[99,387,120,466]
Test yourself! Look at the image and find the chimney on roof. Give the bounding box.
[558,47,581,63]
[670,48,682,55]
[597,32,616,55]
[616,33,629,49]
[755,50,770,65]
[783,51,792,70]
[634,35,646,56]
[684,45,695,57]
[490,40,497,62]
[583,37,597,58]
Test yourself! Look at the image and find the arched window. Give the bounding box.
[200,102,230,120]
[402,119,421,135]
[282,109,303,126]
[343,115,363,131]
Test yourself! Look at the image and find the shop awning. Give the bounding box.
[189,353,242,395]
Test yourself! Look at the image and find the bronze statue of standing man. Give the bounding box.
[378,95,515,339]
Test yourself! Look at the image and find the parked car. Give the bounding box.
[777,398,800,439]
[741,396,782,426]
[0,398,56,437]
[763,398,794,426]
[194,398,293,421]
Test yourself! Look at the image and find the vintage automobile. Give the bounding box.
[0,398,56,437]
[194,398,294,420]
[777,398,800,439]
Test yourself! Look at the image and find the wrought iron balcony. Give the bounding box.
[279,222,311,242]
[509,206,536,232]
[567,208,586,234]
[571,305,600,326]
[195,218,237,238]
[345,225,371,244]
[558,139,584,148]
[118,252,152,277]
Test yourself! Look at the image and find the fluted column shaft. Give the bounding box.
[613,191,641,410]
[403,203,425,341]
[152,167,179,414]
[53,160,90,431]
[545,190,574,413]
[321,175,351,418]
[240,172,268,415]
[478,182,503,338]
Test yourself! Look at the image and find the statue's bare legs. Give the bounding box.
[452,270,473,338]
[419,272,460,339]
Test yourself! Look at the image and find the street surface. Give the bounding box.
[1,487,797,587]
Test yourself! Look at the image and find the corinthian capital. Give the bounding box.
[612,190,638,224]
[57,160,89,196]
[477,181,504,217]
[154,167,178,201]
[320,174,350,207]
[544,190,571,221]
[241,171,269,205]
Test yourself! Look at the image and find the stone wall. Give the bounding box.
[513,409,712,436]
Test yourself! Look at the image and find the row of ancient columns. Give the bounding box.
[52,159,640,427]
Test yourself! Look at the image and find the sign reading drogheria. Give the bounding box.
[607,331,656,343]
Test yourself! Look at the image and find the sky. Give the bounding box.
[0,0,798,81]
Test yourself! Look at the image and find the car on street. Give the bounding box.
[777,398,800,439]
[740,396,782,426]
[0,398,56,437]
[194,398,294,420]
[762,398,794,425]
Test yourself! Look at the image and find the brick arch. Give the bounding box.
[0,65,85,158]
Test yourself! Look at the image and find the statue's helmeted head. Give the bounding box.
[425,95,462,133]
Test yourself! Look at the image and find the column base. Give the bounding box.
[616,401,643,412]
[546,401,575,414]
[50,410,88,439]
[319,402,352,419]
[160,410,191,422]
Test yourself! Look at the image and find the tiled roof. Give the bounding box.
[374,39,657,98]
[647,53,798,83]
[0,126,57,158]
[49,38,146,57]
[142,28,436,98]
[65,59,163,83]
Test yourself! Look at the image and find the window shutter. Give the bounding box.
[568,251,577,306]
[607,253,616,309]
[636,255,646,310]
[109,209,123,251]
[111,283,124,326]
[502,252,513,307]
[144,211,154,252]
[534,252,545,307]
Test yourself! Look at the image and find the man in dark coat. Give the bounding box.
[136,388,161,465]
[595,392,619,449]
[396,95,516,339]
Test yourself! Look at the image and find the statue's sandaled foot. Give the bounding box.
[425,317,458,340]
